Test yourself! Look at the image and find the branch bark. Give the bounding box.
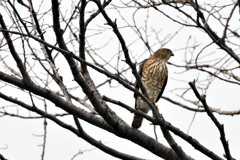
[189,80,233,160]
[0,91,144,160]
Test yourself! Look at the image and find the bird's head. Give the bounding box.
[153,48,174,62]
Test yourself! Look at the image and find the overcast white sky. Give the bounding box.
[0,0,240,160]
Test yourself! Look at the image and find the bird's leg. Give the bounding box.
[154,100,159,112]
[149,96,159,112]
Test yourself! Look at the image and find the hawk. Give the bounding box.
[132,48,174,129]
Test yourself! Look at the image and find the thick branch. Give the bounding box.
[0,71,114,132]
[51,0,124,129]
[103,95,223,160]
[0,92,144,160]
[50,1,183,159]
[0,154,7,160]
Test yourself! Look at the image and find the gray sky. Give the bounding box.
[0,0,240,160]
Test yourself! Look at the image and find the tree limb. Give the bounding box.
[189,80,234,160]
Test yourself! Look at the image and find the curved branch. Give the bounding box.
[0,92,144,160]
[192,1,240,65]
[91,0,149,100]
[189,80,234,160]
[0,14,32,82]
[0,71,114,133]
[103,95,224,160]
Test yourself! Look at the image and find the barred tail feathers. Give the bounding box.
[132,114,143,129]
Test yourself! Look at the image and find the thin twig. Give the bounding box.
[189,80,234,160]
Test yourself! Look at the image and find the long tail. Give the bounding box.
[132,114,143,129]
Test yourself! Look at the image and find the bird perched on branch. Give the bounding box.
[132,48,174,129]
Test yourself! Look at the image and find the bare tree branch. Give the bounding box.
[0,14,32,82]
[1,0,239,159]
[0,154,7,160]
[189,80,234,160]
[0,92,144,160]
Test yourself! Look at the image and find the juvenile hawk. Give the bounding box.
[132,48,174,129]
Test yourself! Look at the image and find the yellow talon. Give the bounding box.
[149,96,159,112]
[155,104,159,112]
